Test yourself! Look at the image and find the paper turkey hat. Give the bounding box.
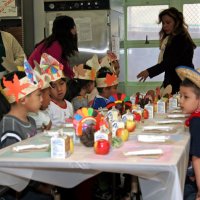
[73,54,100,81]
[39,53,65,82]
[0,58,40,103]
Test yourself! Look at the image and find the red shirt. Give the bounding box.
[28,41,74,79]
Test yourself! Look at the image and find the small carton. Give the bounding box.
[112,119,125,137]
[144,102,154,119]
[157,99,166,114]
[51,135,70,159]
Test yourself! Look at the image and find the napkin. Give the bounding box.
[143,125,174,132]
[137,135,170,142]
[124,149,163,156]
[167,114,189,118]
[12,144,49,152]
[155,119,183,124]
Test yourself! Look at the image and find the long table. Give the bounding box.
[0,119,190,200]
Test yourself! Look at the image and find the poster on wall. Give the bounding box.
[0,0,17,17]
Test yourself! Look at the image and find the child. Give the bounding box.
[67,55,98,111]
[0,68,55,200]
[92,66,118,110]
[100,52,119,96]
[42,54,74,126]
[28,58,52,131]
[176,66,200,200]
[0,70,41,147]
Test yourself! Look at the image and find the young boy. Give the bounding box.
[42,53,74,127]
[0,70,42,147]
[176,66,200,200]
[92,67,118,110]
[28,57,52,131]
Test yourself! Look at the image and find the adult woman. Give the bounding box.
[28,15,78,79]
[137,7,196,94]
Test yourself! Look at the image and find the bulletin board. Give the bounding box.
[0,0,17,17]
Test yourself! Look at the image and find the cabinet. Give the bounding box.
[0,0,23,47]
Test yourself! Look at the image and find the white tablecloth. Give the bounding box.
[0,120,190,200]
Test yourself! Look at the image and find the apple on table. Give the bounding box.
[94,139,110,155]
[116,128,129,142]
[126,119,136,132]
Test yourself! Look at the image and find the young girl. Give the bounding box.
[176,66,200,200]
[67,61,96,111]
[39,54,74,127]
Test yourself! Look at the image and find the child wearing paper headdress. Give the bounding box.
[0,63,42,148]
[92,66,118,110]
[176,66,200,200]
[43,54,74,127]
[67,55,98,111]
[100,52,120,96]
[28,56,52,131]
[0,59,54,200]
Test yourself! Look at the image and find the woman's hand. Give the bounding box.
[137,70,149,82]
[196,191,200,200]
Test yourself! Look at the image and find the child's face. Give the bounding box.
[102,86,112,99]
[180,86,200,114]
[50,79,67,101]
[24,89,42,113]
[86,81,95,94]
[111,84,118,95]
[41,87,51,110]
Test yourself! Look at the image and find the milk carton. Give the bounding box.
[157,99,166,114]
[51,135,70,159]
[144,102,154,119]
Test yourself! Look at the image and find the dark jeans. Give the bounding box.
[184,176,197,200]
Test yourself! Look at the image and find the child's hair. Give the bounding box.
[66,78,93,101]
[49,78,66,87]
[0,92,10,120]
[96,67,112,94]
[181,78,200,98]
[0,71,26,89]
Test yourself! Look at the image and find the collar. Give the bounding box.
[185,109,200,127]
[96,94,108,100]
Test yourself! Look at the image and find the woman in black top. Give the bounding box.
[137,7,196,94]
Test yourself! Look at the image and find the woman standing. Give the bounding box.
[28,15,78,79]
[137,7,196,94]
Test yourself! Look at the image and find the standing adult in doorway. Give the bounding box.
[28,15,78,79]
[137,7,196,94]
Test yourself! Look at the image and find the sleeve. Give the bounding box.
[147,35,192,78]
[189,117,200,157]
[0,131,22,148]
[11,34,25,66]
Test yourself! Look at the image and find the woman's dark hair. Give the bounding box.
[181,78,200,98]
[36,15,78,60]
[158,7,196,48]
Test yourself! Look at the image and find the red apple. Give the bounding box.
[126,120,136,132]
[94,139,110,155]
[116,128,129,142]
[133,112,142,122]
